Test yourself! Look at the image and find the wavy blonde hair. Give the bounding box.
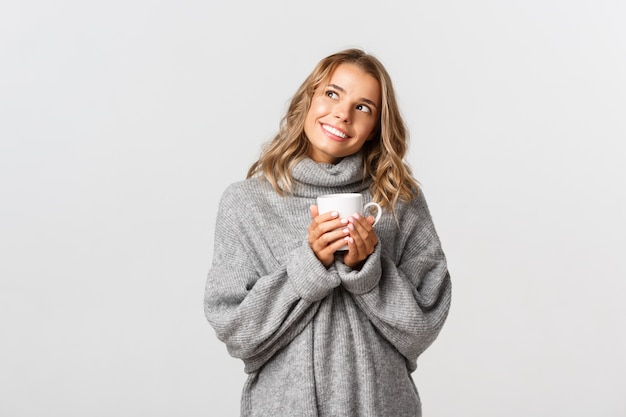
[247,48,419,216]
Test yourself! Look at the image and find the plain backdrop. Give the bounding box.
[1,0,625,416]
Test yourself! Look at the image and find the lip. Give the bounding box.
[320,123,351,142]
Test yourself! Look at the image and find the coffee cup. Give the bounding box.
[316,193,382,250]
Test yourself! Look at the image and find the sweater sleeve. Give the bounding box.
[204,185,341,373]
[335,191,452,368]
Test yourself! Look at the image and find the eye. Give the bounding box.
[356,103,372,114]
[325,90,339,99]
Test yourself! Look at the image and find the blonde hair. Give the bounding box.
[247,48,419,215]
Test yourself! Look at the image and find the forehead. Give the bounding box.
[324,63,381,105]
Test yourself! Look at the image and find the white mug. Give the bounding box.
[316,193,382,250]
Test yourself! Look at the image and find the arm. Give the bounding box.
[204,185,340,372]
[335,191,452,366]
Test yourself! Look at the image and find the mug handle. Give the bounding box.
[363,202,382,226]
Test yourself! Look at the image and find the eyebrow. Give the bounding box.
[327,83,379,109]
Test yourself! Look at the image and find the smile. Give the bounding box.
[322,124,349,139]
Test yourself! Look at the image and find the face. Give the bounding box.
[304,63,381,164]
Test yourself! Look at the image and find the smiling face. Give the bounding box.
[303,63,381,164]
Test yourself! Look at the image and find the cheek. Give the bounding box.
[360,120,378,140]
[307,100,326,119]
[304,102,327,132]
[304,107,320,137]
[303,109,315,133]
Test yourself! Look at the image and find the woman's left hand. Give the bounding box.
[342,213,378,269]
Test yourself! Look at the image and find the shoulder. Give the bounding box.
[217,177,275,212]
[395,188,441,237]
[220,177,270,199]
[393,187,432,222]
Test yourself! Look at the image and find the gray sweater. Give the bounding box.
[204,153,451,417]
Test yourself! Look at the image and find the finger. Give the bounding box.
[311,228,350,267]
[308,213,348,250]
[344,219,366,256]
[354,213,375,231]
[313,216,344,241]
[342,237,367,268]
[318,227,350,249]
[308,210,341,239]
[347,214,372,243]
[348,215,377,253]
[349,229,369,258]
[315,210,342,225]
[311,205,345,225]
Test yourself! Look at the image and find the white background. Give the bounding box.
[1,0,625,416]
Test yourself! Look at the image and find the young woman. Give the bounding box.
[205,48,451,417]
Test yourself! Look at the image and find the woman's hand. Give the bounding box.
[341,212,378,269]
[308,205,378,269]
[308,205,348,267]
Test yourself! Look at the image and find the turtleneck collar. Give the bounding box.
[291,151,372,198]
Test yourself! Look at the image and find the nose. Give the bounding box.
[333,102,351,123]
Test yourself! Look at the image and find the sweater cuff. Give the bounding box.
[286,242,341,301]
[336,244,382,294]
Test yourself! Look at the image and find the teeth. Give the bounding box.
[323,124,348,138]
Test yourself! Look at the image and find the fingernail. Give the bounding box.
[343,228,349,234]
[347,224,354,231]
[331,211,339,217]
[353,213,360,219]
[340,218,348,224]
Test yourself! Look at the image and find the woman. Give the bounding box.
[205,48,451,417]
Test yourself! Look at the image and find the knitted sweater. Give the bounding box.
[204,152,451,417]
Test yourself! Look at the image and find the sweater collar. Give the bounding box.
[291,152,372,198]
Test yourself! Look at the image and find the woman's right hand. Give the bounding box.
[308,205,349,268]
